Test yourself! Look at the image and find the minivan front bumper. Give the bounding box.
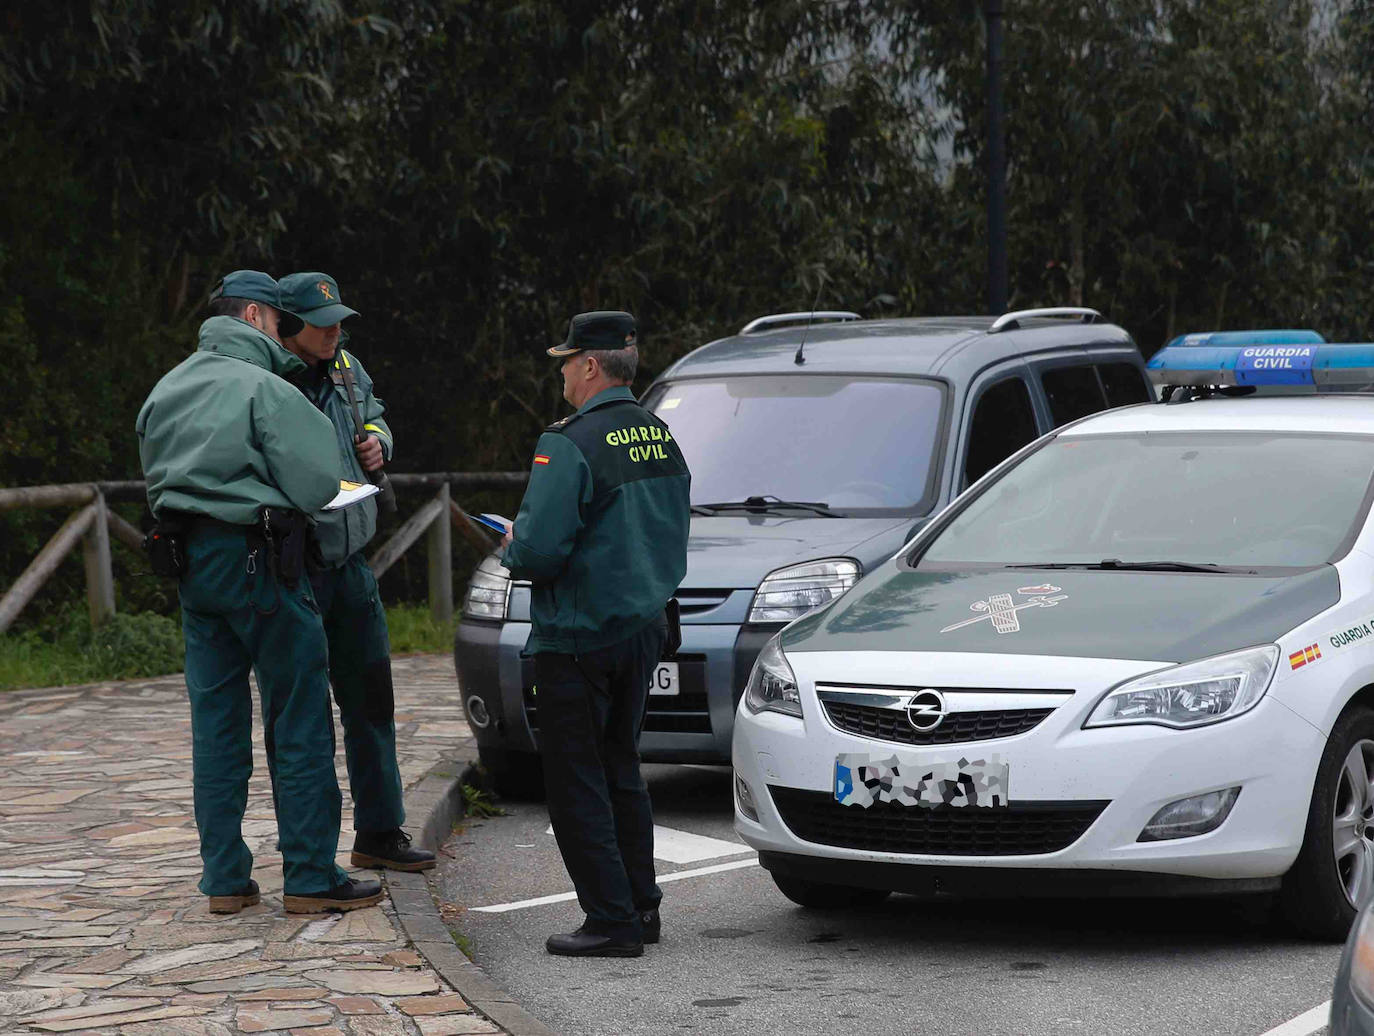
[454,617,778,763]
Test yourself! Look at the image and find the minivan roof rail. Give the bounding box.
[988,307,1102,334]
[739,311,863,335]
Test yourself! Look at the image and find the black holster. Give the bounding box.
[143,512,189,578]
[258,507,311,588]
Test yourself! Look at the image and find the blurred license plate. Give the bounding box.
[834,752,1008,809]
[649,662,680,696]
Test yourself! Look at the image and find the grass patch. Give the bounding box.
[0,607,184,691]
[0,596,455,691]
[387,602,457,655]
[450,929,475,959]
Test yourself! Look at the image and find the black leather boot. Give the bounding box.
[207,879,260,915]
[283,877,383,914]
[546,924,644,958]
[350,829,436,872]
[639,908,660,945]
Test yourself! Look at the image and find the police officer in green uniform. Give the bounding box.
[501,311,691,957]
[275,271,434,872]
[135,271,382,914]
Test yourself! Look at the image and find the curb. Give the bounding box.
[392,742,559,1036]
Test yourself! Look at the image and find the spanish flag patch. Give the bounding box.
[534,455,550,465]
[1289,643,1322,670]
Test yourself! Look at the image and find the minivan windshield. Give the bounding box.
[917,431,1374,570]
[643,375,945,514]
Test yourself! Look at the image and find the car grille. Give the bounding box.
[522,654,711,734]
[768,787,1107,856]
[821,701,1054,745]
[674,589,732,616]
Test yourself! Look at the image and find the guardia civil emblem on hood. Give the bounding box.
[940,585,1068,635]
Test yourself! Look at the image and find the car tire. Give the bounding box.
[770,873,892,910]
[478,745,546,801]
[1279,705,1374,941]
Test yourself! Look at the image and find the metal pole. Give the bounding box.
[986,0,1008,314]
[427,482,453,626]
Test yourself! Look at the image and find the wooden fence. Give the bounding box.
[0,473,528,634]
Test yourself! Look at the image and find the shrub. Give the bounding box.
[85,611,184,681]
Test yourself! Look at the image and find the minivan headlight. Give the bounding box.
[748,558,860,623]
[1084,644,1279,730]
[463,554,511,620]
[743,635,802,718]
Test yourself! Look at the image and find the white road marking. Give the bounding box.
[471,857,759,913]
[543,823,752,865]
[1258,1001,1330,1036]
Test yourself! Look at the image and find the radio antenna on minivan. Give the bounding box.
[794,278,825,366]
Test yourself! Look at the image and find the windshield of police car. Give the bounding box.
[643,375,944,514]
[918,431,1374,569]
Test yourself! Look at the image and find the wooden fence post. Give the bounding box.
[82,488,115,629]
[427,482,453,626]
[0,503,98,634]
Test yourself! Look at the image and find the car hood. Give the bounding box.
[781,564,1340,663]
[684,515,913,588]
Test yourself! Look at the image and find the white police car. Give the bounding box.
[732,330,1374,939]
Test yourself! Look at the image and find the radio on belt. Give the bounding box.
[1147,328,1374,395]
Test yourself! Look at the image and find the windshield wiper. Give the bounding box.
[1007,559,1242,573]
[692,495,842,518]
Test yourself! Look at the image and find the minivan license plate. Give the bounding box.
[649,662,680,696]
[834,752,1008,809]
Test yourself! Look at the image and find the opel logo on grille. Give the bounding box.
[906,689,946,732]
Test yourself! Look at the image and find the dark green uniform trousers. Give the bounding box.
[536,620,667,939]
[179,524,347,896]
[307,552,404,834]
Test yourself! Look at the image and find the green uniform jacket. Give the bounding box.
[135,316,340,523]
[502,386,691,654]
[295,349,394,566]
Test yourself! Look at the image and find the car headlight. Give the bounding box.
[743,634,802,718]
[747,558,860,623]
[463,553,511,620]
[1351,907,1374,1008]
[1084,644,1279,730]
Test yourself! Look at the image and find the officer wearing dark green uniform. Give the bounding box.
[276,271,434,873]
[501,311,691,957]
[135,270,382,914]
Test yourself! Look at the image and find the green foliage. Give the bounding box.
[385,602,458,656]
[0,608,183,691]
[86,611,185,680]
[461,783,506,819]
[7,0,1374,613]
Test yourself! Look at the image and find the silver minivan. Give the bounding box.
[454,308,1151,795]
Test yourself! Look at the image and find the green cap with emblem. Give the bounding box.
[208,270,281,309]
[278,272,360,327]
[548,310,637,357]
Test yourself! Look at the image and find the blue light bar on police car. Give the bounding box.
[1147,330,1374,391]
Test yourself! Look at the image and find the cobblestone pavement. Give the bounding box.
[0,653,502,1036]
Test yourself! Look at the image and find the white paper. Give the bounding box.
[323,480,380,511]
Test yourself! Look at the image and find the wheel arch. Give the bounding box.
[1328,681,1374,735]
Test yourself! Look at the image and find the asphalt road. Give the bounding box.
[436,764,1341,1036]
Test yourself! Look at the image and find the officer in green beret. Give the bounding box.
[276,272,434,873]
[135,270,382,914]
[500,311,691,957]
